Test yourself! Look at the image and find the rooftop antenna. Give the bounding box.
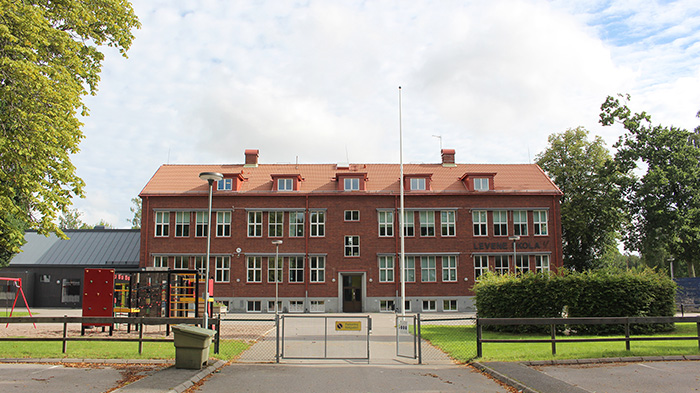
[432,135,442,151]
[345,145,350,165]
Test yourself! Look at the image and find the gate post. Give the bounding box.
[275,314,280,363]
[476,318,482,358]
[417,313,422,364]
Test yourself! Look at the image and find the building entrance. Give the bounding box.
[342,274,363,312]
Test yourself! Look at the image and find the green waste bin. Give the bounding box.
[172,324,216,369]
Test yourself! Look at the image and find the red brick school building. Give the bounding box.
[139,149,563,313]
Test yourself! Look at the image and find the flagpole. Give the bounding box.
[399,86,406,316]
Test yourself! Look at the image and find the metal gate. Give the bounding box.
[396,315,418,359]
[280,315,371,361]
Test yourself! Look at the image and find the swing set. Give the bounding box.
[1,277,36,328]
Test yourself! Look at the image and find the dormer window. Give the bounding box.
[344,178,360,191]
[410,178,426,190]
[271,174,302,191]
[474,178,489,191]
[278,178,293,191]
[335,173,367,191]
[460,172,495,191]
[217,178,233,191]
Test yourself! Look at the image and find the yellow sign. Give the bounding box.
[335,321,361,331]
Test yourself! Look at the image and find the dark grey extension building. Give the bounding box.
[0,228,140,308]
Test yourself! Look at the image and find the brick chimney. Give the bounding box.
[441,149,456,167]
[244,149,259,167]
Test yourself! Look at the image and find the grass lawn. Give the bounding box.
[0,339,250,360]
[0,311,31,317]
[420,323,700,363]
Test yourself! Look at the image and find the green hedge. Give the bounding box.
[474,268,676,335]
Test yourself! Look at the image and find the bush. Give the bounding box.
[474,268,676,335]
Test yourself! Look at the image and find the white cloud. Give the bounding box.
[70,0,700,227]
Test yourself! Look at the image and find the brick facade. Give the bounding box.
[139,150,563,313]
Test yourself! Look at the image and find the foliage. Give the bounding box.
[474,268,676,335]
[600,94,700,276]
[127,197,141,229]
[58,208,91,230]
[536,127,630,271]
[0,1,140,260]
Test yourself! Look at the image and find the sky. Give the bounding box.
[73,0,700,228]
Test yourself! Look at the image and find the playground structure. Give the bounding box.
[1,277,35,328]
[82,268,210,333]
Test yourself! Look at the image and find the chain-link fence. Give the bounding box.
[417,315,477,363]
[217,316,276,362]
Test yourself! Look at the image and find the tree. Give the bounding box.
[58,208,90,230]
[0,1,140,263]
[536,127,630,271]
[600,94,700,276]
[127,197,141,229]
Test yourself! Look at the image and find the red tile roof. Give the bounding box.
[140,162,561,196]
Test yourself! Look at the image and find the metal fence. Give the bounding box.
[417,314,478,363]
[217,315,276,362]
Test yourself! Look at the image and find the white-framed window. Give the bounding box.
[474,255,489,280]
[419,211,435,237]
[217,178,232,191]
[247,256,262,282]
[421,256,436,282]
[248,211,262,237]
[195,211,208,237]
[533,210,548,235]
[310,211,325,237]
[155,212,169,237]
[310,300,325,313]
[379,256,394,282]
[404,300,412,312]
[216,211,231,237]
[289,256,304,283]
[494,255,509,275]
[268,257,283,283]
[344,210,360,221]
[443,299,458,312]
[515,255,529,274]
[174,256,188,269]
[422,300,436,312]
[153,256,168,268]
[473,210,487,236]
[344,235,360,257]
[493,211,508,236]
[442,256,457,282]
[380,300,395,312]
[535,255,550,272]
[289,211,304,237]
[194,256,205,280]
[289,300,304,313]
[410,178,426,190]
[268,211,283,237]
[513,210,528,236]
[215,256,230,282]
[247,301,261,312]
[378,211,394,237]
[344,177,360,191]
[474,178,489,191]
[310,256,325,283]
[404,256,415,282]
[441,210,456,237]
[403,211,415,237]
[278,178,293,191]
[175,212,189,237]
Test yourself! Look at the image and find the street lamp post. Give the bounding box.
[509,235,520,272]
[271,240,283,315]
[199,172,223,329]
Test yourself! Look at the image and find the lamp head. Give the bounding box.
[199,172,224,183]
[271,240,283,246]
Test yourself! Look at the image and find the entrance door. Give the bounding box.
[342,275,362,312]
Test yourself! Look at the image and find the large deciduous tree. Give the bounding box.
[536,127,629,271]
[601,94,700,276]
[0,1,140,266]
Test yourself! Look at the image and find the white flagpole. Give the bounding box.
[399,86,406,316]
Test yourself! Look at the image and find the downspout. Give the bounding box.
[305,194,309,312]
